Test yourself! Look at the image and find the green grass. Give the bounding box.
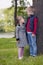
[0,38,43,65]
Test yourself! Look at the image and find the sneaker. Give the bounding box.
[18,56,23,60]
[32,55,37,57]
[30,54,37,57]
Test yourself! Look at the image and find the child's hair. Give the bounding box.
[29,6,34,9]
[16,16,22,25]
[26,6,35,12]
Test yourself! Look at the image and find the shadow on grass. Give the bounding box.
[24,47,30,57]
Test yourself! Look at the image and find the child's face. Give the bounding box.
[19,16,24,24]
[26,8,34,16]
[20,17,24,23]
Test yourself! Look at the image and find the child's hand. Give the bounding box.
[17,40,20,43]
[32,34,36,37]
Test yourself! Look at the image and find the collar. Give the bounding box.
[30,15,35,17]
[28,15,35,18]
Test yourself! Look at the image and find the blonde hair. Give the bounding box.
[16,16,22,25]
[26,6,35,12]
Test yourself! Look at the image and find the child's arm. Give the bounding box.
[16,26,19,41]
[32,17,38,36]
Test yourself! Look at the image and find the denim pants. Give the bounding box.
[27,32,37,56]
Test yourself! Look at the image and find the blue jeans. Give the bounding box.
[27,32,37,56]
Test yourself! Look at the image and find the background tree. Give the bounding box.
[12,0,31,25]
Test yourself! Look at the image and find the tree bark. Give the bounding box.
[33,0,43,54]
[14,0,17,26]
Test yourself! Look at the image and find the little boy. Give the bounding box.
[26,6,38,57]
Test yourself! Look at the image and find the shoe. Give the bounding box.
[18,56,23,60]
[30,54,37,57]
[32,55,37,57]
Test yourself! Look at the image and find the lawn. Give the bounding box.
[0,38,43,65]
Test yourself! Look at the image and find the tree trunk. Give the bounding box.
[14,0,17,26]
[33,0,43,54]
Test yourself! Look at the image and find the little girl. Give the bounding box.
[16,16,27,60]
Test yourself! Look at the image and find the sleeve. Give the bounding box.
[32,17,38,35]
[16,26,19,41]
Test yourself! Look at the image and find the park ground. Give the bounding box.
[0,38,43,65]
